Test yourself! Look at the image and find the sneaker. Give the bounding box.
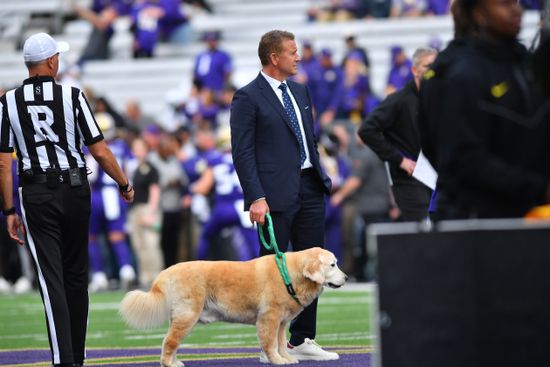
[119,265,136,290]
[13,277,32,294]
[287,338,339,361]
[259,351,269,364]
[0,277,11,294]
[89,272,108,293]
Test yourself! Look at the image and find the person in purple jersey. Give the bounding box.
[182,122,222,185]
[386,45,414,95]
[325,51,371,125]
[293,40,320,85]
[192,128,259,261]
[71,0,133,63]
[318,132,351,265]
[193,30,233,93]
[86,113,135,292]
[130,0,164,58]
[157,0,190,44]
[426,0,450,14]
[311,48,344,125]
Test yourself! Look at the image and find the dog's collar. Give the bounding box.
[285,282,303,307]
[274,253,303,307]
[259,214,303,307]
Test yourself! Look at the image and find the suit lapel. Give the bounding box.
[257,73,291,126]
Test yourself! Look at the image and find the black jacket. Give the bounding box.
[358,81,422,183]
[431,37,550,218]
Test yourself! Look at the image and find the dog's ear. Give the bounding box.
[303,257,325,284]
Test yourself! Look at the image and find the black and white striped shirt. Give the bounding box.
[0,75,103,174]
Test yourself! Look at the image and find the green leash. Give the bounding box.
[258,213,303,306]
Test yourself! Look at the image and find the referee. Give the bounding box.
[0,33,134,367]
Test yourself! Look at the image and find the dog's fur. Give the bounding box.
[119,247,347,366]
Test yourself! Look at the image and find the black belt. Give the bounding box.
[301,167,315,176]
[19,168,88,187]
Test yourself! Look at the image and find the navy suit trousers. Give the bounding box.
[259,170,326,345]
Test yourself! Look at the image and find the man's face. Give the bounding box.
[274,38,300,78]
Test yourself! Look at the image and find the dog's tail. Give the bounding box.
[119,284,168,329]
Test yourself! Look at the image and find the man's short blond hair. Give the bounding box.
[258,30,295,66]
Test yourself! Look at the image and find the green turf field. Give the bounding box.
[0,286,374,351]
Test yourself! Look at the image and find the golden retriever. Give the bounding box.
[119,247,347,366]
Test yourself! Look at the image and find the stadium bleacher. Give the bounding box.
[0,0,541,119]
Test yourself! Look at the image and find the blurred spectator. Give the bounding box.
[359,47,437,221]
[95,96,126,129]
[319,130,352,265]
[184,0,214,13]
[425,0,450,15]
[143,123,163,152]
[428,35,443,51]
[127,137,163,287]
[310,48,344,125]
[357,0,391,18]
[56,59,82,89]
[157,0,192,44]
[130,0,164,58]
[390,0,427,17]
[195,88,220,127]
[327,51,371,125]
[176,125,198,162]
[86,113,136,292]
[191,127,259,261]
[182,123,223,256]
[341,34,370,69]
[385,45,413,95]
[130,0,191,57]
[308,0,362,21]
[149,134,188,267]
[71,0,133,64]
[519,0,540,9]
[330,137,393,280]
[216,84,237,129]
[193,31,233,93]
[293,40,319,85]
[123,99,152,137]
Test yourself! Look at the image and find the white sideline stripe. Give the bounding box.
[19,187,61,364]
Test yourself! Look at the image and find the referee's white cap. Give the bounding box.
[23,33,70,63]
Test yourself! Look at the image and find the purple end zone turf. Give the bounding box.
[0,347,371,366]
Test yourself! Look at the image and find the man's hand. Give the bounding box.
[249,198,269,225]
[7,214,25,245]
[399,157,416,176]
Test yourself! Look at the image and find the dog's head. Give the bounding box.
[302,247,348,288]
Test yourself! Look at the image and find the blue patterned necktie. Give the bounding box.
[278,83,306,166]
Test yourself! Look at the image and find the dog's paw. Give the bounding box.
[161,358,184,367]
[283,355,299,364]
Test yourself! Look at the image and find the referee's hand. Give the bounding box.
[7,214,25,245]
[119,185,135,203]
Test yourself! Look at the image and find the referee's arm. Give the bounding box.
[0,153,25,244]
[88,140,134,203]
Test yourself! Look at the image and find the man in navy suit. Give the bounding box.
[230,30,337,361]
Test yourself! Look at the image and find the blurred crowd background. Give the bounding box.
[0,0,542,293]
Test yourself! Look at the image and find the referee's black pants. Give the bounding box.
[258,169,326,346]
[20,181,91,365]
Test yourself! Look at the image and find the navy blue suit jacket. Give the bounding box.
[230,73,332,211]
